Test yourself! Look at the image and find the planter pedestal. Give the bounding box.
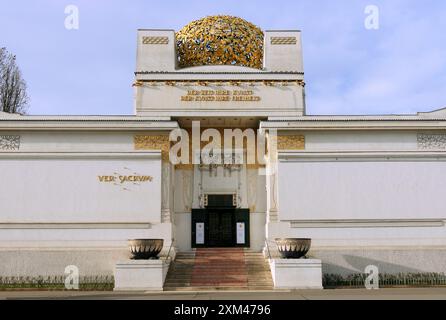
[114,260,170,291]
[269,259,323,290]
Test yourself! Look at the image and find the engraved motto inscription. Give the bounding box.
[181,90,261,102]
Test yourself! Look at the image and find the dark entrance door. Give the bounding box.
[207,208,234,247]
[191,195,250,248]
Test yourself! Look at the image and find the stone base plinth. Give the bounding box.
[114,259,170,291]
[269,259,323,290]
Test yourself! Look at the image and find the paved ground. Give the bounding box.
[1,288,446,300]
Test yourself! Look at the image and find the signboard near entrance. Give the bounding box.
[236,222,245,244]
[196,223,205,244]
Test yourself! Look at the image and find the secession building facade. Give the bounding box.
[1,16,446,278]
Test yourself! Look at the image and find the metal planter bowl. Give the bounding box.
[275,238,311,259]
[128,239,164,260]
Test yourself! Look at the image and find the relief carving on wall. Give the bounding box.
[276,135,305,150]
[134,135,170,161]
[142,36,169,45]
[270,37,297,45]
[0,135,20,151]
[417,133,446,150]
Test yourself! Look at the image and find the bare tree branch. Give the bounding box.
[0,48,29,114]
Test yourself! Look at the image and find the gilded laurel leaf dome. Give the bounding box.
[176,15,264,69]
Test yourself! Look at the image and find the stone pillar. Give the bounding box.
[192,163,203,208]
[265,133,306,243]
[267,134,306,224]
[134,134,172,223]
[161,161,173,223]
[266,167,279,223]
[238,159,249,209]
[246,167,258,213]
[266,133,279,223]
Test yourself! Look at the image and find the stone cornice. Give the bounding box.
[0,118,179,131]
[289,219,445,228]
[0,223,152,229]
[0,152,162,159]
[278,151,446,161]
[261,119,446,131]
[135,71,304,75]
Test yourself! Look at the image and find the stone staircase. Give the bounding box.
[164,248,274,291]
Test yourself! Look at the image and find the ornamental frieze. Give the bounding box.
[142,36,169,45]
[134,135,170,161]
[132,80,305,88]
[0,135,20,151]
[276,135,305,150]
[417,133,446,150]
[271,37,297,45]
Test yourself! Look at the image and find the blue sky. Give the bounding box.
[1,0,445,115]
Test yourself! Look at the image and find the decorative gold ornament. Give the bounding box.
[132,80,143,87]
[276,135,305,150]
[296,80,306,87]
[142,36,169,45]
[134,80,304,87]
[175,163,194,170]
[134,135,170,161]
[270,37,297,45]
[176,15,264,69]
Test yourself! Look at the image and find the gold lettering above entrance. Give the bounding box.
[181,90,261,102]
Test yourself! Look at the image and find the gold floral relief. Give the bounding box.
[134,135,170,161]
[276,135,305,150]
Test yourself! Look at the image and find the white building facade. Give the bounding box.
[1,16,446,278]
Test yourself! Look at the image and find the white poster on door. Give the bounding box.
[196,222,205,244]
[236,222,245,244]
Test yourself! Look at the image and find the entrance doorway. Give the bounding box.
[191,195,250,248]
[207,208,234,247]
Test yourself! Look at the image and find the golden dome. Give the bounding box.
[176,15,264,69]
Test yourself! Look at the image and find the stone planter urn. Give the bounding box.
[128,239,164,260]
[275,238,311,259]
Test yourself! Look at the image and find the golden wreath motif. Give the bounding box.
[176,15,264,70]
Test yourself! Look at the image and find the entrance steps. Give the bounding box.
[163,248,274,291]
